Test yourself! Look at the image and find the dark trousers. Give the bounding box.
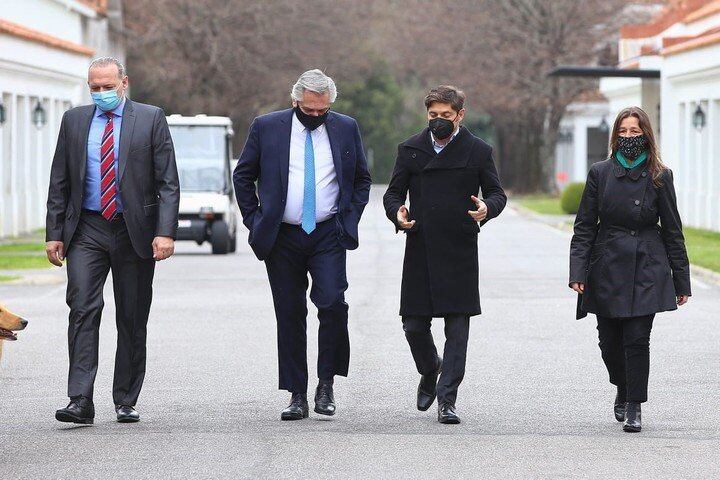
[402,315,470,406]
[596,314,654,403]
[65,211,155,405]
[265,218,349,394]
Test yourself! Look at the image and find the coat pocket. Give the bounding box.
[143,203,158,216]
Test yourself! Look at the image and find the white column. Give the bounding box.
[0,111,4,238]
[35,99,46,228]
[573,120,588,183]
[10,93,19,237]
[705,100,714,230]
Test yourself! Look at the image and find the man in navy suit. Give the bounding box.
[233,69,371,420]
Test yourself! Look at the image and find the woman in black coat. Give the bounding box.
[569,106,691,433]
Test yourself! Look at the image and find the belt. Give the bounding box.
[81,208,124,221]
[600,224,660,239]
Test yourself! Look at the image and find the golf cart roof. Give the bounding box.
[166,114,232,127]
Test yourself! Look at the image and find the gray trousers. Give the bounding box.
[65,211,155,406]
[402,315,470,406]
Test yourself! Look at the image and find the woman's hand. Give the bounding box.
[677,295,689,306]
[570,282,585,294]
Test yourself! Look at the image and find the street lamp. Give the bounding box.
[693,104,706,131]
[33,101,46,130]
[0,102,5,126]
[599,116,609,133]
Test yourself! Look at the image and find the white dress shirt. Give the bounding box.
[282,113,339,225]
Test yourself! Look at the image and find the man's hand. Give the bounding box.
[45,241,65,267]
[677,295,689,306]
[152,236,175,261]
[468,195,488,222]
[570,282,585,294]
[396,206,416,230]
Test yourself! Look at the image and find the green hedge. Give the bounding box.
[560,182,585,214]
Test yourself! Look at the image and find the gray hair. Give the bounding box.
[291,69,337,103]
[89,56,126,78]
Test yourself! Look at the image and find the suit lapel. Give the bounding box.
[278,108,293,198]
[325,113,343,188]
[423,127,472,171]
[118,99,136,182]
[78,106,95,184]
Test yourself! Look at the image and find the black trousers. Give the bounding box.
[264,219,349,394]
[65,211,155,406]
[596,314,654,403]
[402,315,470,406]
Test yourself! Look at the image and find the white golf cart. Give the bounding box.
[167,114,238,254]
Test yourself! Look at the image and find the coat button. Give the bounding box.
[411,153,417,158]
[634,200,640,206]
[642,171,647,177]
[631,230,636,236]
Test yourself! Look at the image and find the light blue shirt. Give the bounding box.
[431,127,460,153]
[83,98,125,212]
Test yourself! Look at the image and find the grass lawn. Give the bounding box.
[517,195,565,216]
[0,241,49,273]
[0,274,20,282]
[684,227,720,273]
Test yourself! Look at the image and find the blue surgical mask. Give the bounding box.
[91,87,123,111]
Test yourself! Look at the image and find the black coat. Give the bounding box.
[569,158,691,319]
[383,127,507,317]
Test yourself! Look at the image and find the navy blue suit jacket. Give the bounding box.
[233,108,372,260]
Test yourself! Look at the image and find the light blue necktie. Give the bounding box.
[301,129,316,234]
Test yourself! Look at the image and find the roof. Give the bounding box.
[77,0,107,14]
[621,0,715,39]
[662,24,720,54]
[0,18,95,56]
[166,114,233,127]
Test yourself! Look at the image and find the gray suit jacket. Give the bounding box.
[45,99,180,259]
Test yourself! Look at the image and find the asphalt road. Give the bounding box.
[1,187,719,479]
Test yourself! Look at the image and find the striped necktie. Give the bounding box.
[100,112,118,220]
[301,129,316,234]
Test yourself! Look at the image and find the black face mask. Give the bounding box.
[294,106,328,131]
[617,134,648,160]
[429,115,458,140]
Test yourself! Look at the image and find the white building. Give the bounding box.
[0,0,124,238]
[601,0,720,232]
[557,0,720,232]
[555,92,610,190]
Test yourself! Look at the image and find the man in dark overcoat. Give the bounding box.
[383,86,506,424]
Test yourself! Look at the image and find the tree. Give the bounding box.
[333,60,425,182]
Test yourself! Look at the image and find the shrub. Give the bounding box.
[560,182,585,214]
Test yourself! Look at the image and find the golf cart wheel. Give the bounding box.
[210,220,230,254]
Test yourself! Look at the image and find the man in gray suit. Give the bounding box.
[45,57,179,424]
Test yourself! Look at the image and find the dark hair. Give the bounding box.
[424,85,466,112]
[609,106,667,187]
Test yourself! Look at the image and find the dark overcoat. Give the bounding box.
[569,158,691,319]
[383,127,507,317]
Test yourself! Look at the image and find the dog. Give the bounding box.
[0,303,28,361]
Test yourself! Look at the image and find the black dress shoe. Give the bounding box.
[438,403,460,424]
[281,393,309,421]
[314,380,336,416]
[417,357,442,411]
[55,397,94,424]
[614,387,626,422]
[116,405,140,423]
[623,402,642,432]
